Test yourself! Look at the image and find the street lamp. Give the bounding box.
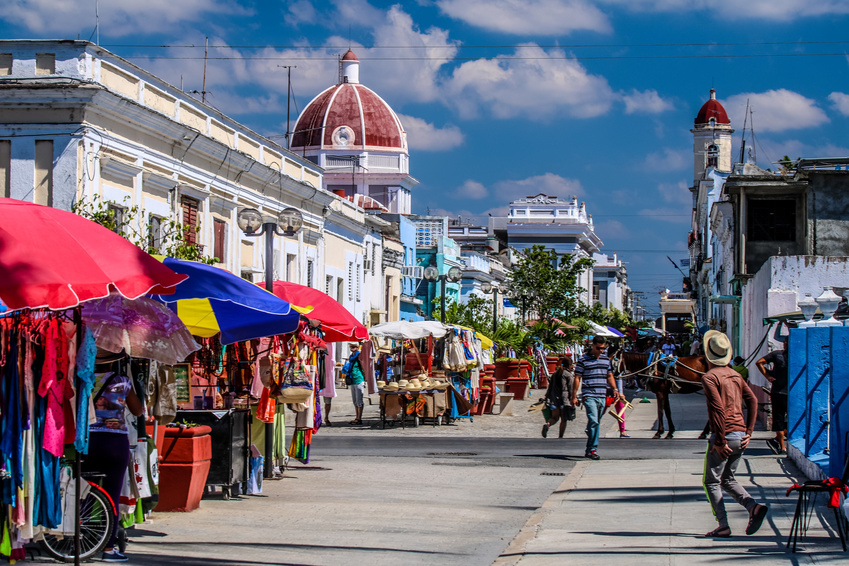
[423,265,463,323]
[480,281,500,335]
[237,205,303,479]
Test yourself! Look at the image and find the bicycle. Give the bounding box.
[39,469,117,562]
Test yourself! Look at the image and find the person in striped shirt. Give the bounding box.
[571,335,625,460]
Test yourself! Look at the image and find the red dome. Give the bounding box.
[291,83,405,151]
[342,49,358,62]
[694,89,730,126]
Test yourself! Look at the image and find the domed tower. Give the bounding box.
[290,49,416,214]
[691,89,734,184]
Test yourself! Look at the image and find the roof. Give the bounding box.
[291,83,406,151]
[694,88,730,126]
[342,49,358,61]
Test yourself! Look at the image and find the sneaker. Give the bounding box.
[766,439,781,455]
[746,504,769,535]
[619,432,631,438]
[102,550,129,562]
[585,450,601,460]
[541,424,549,438]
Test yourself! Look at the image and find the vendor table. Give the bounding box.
[175,409,251,499]
[379,390,451,429]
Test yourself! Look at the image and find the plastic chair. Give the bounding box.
[786,447,849,552]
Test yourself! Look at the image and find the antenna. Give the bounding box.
[279,65,297,150]
[201,37,208,103]
[95,0,99,45]
[338,54,343,85]
[739,99,749,164]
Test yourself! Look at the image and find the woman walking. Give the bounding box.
[541,357,575,439]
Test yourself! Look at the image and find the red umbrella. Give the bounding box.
[260,280,369,343]
[0,198,187,310]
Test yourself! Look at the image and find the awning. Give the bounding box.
[711,294,741,305]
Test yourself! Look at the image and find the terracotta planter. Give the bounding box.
[156,425,212,512]
[505,376,529,401]
[546,355,560,373]
[519,360,532,379]
[495,360,521,380]
[481,376,496,413]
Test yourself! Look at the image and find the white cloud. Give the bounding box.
[398,114,465,151]
[595,219,629,239]
[829,92,849,116]
[637,207,691,223]
[644,149,690,171]
[658,181,692,206]
[622,89,673,115]
[492,173,585,202]
[436,0,612,35]
[724,89,829,133]
[284,0,317,26]
[447,44,616,120]
[457,180,489,199]
[0,0,249,36]
[599,1,849,22]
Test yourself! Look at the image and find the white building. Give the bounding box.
[591,252,630,313]
[0,40,374,323]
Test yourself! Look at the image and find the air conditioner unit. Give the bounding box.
[401,265,424,279]
[363,259,373,271]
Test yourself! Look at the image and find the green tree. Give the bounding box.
[73,194,217,264]
[508,245,594,325]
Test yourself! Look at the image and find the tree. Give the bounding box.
[432,295,494,334]
[508,245,594,324]
[73,194,217,264]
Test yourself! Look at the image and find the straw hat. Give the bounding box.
[398,379,409,388]
[377,380,386,389]
[383,382,400,391]
[410,378,422,388]
[432,381,449,390]
[704,330,733,366]
[404,382,422,391]
[420,379,433,389]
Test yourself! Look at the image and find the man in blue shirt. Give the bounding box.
[572,335,625,460]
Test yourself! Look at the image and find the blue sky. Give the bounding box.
[4,1,849,318]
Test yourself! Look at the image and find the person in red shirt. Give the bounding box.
[701,330,768,538]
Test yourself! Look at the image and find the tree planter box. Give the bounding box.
[495,360,521,380]
[481,377,497,413]
[156,425,212,512]
[505,377,529,401]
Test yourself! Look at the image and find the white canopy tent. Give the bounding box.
[587,321,620,338]
[368,320,449,340]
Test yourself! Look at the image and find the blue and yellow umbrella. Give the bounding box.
[150,257,302,344]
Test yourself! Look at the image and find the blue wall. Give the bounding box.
[788,326,849,477]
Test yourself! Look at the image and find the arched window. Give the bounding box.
[709,117,716,127]
[707,144,719,168]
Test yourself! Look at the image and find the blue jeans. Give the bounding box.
[583,396,606,454]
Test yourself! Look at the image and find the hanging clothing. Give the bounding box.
[319,347,336,398]
[38,320,74,458]
[361,340,377,394]
[74,327,97,454]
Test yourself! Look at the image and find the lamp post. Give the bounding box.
[480,281,500,335]
[423,265,463,323]
[237,206,303,479]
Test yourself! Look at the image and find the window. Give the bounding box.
[347,262,354,300]
[371,244,377,276]
[0,54,11,75]
[592,281,600,302]
[213,218,226,262]
[748,199,796,241]
[34,140,53,206]
[181,196,199,245]
[306,259,314,288]
[148,215,163,252]
[286,254,297,283]
[108,204,125,234]
[326,275,333,295]
[706,144,718,168]
[0,140,10,198]
[356,263,362,301]
[35,53,55,75]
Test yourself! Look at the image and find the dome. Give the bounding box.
[694,89,730,126]
[290,51,406,152]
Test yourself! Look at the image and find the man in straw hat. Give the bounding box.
[701,330,768,538]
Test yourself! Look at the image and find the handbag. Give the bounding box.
[276,358,313,404]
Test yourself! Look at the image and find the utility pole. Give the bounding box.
[279,65,296,150]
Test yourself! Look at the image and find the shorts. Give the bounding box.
[771,392,788,431]
[350,381,366,408]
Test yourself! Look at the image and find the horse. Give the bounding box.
[620,352,708,438]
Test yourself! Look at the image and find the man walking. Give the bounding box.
[572,336,625,460]
[756,339,788,455]
[701,330,768,538]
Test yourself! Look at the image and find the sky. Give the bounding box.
[4,0,849,318]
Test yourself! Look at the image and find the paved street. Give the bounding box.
[29,389,847,565]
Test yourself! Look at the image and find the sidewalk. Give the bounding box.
[494,392,849,565]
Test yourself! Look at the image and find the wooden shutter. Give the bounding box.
[181,196,199,245]
[213,219,225,261]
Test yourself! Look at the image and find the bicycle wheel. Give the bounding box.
[40,483,115,562]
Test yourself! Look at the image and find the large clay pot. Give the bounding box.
[481,376,496,413]
[156,425,212,512]
[546,355,560,374]
[505,376,530,401]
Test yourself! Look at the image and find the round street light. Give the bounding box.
[423,265,439,282]
[480,281,492,294]
[278,207,304,236]
[447,266,463,282]
[237,207,263,234]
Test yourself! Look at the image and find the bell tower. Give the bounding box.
[691,89,734,184]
